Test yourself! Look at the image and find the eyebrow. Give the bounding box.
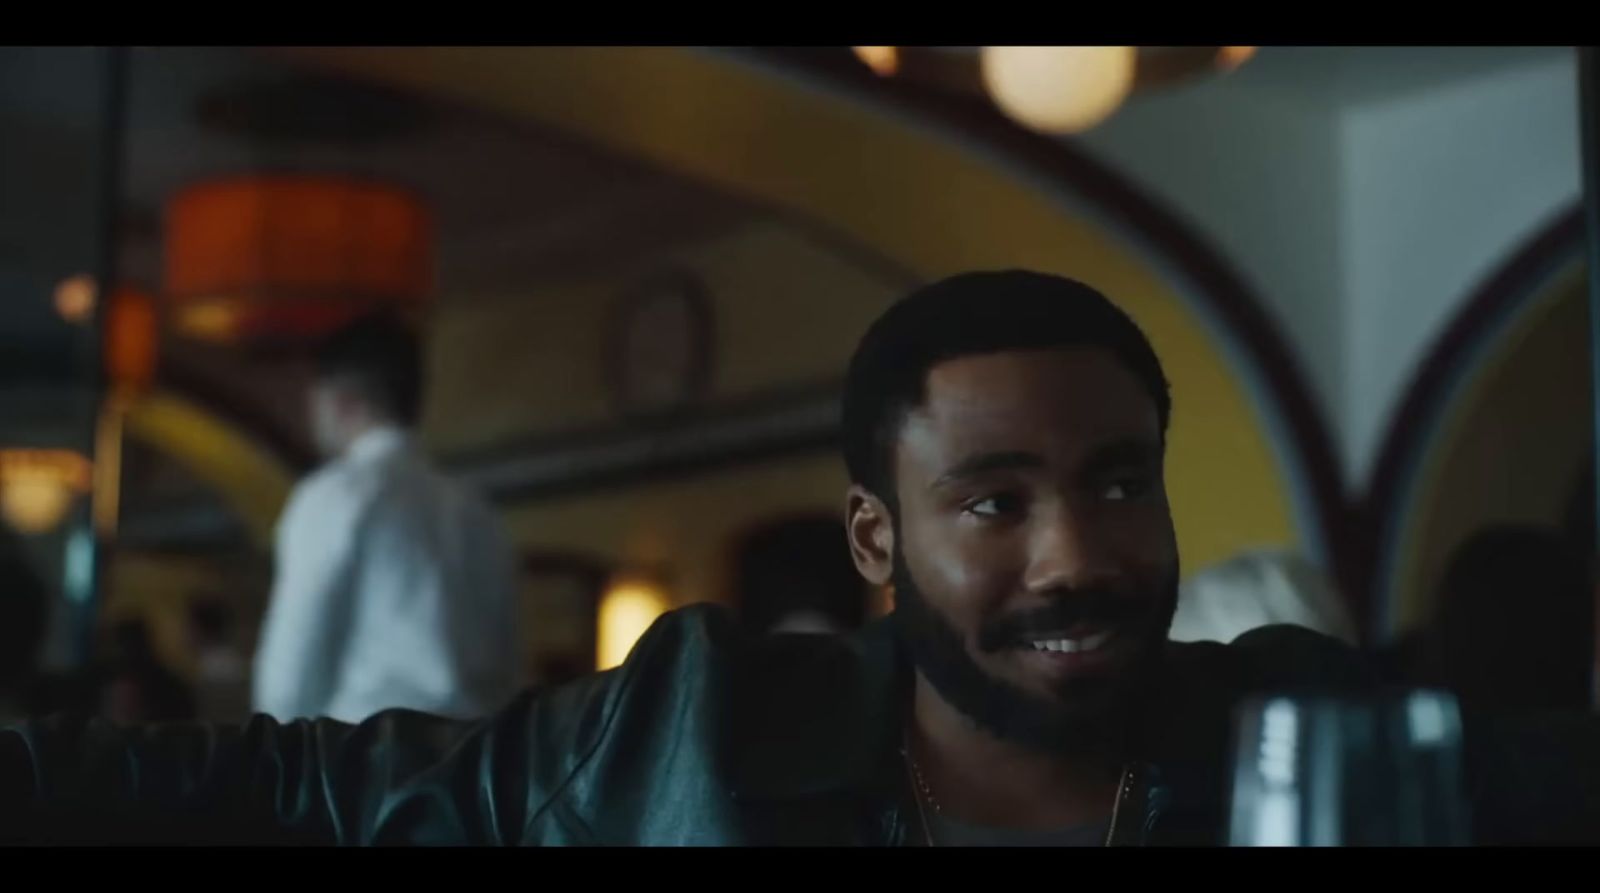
[931,451,1046,490]
[929,437,1161,491]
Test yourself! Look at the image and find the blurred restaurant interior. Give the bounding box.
[0,45,1594,720]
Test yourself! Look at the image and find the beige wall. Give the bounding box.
[424,219,905,452]
[502,453,847,609]
[423,218,907,609]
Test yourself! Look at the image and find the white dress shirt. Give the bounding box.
[253,426,521,724]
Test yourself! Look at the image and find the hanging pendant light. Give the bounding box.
[980,46,1138,134]
[163,174,433,345]
[844,46,1258,135]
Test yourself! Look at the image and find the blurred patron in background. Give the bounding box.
[1382,524,1595,714]
[186,595,250,723]
[735,516,868,635]
[252,314,520,724]
[97,618,194,725]
[1169,550,1359,646]
[0,527,47,724]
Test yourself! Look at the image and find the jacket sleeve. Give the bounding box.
[1226,623,1384,693]
[0,675,620,845]
[1463,709,1600,845]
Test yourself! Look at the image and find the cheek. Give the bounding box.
[1103,503,1177,567]
[901,513,1019,619]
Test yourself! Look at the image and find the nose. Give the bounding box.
[1022,501,1122,596]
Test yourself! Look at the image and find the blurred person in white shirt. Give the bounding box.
[253,313,520,724]
[1168,549,1359,646]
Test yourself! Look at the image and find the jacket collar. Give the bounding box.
[719,618,1237,844]
[724,616,911,803]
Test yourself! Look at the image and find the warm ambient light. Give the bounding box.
[0,449,92,535]
[54,274,97,323]
[1217,46,1258,71]
[852,46,900,77]
[980,46,1137,134]
[596,576,671,671]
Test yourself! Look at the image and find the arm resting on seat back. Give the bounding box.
[2,606,701,846]
[0,690,573,845]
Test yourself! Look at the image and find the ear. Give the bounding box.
[845,485,895,587]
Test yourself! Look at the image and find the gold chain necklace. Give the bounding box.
[900,733,1134,847]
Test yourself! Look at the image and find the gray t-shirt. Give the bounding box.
[926,811,1110,847]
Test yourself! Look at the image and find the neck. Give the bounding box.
[909,671,1124,830]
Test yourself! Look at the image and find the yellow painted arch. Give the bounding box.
[283,46,1302,573]
[122,391,293,547]
[1382,263,1590,633]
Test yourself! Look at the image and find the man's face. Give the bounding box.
[865,347,1179,751]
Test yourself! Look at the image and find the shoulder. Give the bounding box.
[537,604,890,760]
[1140,625,1380,768]
[624,605,895,706]
[284,460,379,517]
[283,465,338,515]
[529,604,745,735]
[505,606,741,825]
[284,456,409,532]
[1228,623,1379,692]
[540,605,901,818]
[1166,623,1380,695]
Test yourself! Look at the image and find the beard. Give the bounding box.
[890,545,1178,756]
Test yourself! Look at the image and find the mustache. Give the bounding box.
[976,589,1151,653]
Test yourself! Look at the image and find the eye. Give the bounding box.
[964,492,1024,519]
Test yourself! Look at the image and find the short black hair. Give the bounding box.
[841,270,1171,501]
[313,312,425,426]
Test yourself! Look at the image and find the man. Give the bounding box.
[2,272,1596,845]
[252,314,520,724]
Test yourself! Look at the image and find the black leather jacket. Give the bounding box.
[2,605,1596,845]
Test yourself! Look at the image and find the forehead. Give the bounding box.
[895,348,1160,475]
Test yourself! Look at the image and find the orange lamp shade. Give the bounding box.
[163,175,433,342]
[104,287,158,392]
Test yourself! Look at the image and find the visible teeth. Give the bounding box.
[1029,632,1114,654]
